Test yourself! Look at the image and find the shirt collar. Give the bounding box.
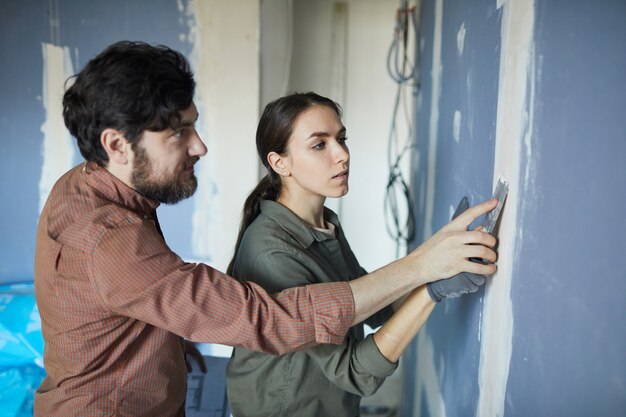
[83,161,160,215]
[259,200,341,249]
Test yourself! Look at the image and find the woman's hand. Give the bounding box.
[409,198,498,284]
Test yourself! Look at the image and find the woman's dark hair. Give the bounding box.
[63,41,195,165]
[227,92,342,275]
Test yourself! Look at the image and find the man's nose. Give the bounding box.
[189,128,207,157]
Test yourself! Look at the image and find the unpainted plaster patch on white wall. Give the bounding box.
[413,328,448,417]
[423,0,444,239]
[457,22,466,55]
[453,110,462,143]
[185,0,260,270]
[476,1,534,416]
[39,43,75,213]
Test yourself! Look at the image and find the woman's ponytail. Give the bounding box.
[226,173,281,275]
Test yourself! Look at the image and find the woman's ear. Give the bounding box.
[267,151,290,177]
[101,128,131,165]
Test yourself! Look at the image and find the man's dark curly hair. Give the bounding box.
[63,41,196,165]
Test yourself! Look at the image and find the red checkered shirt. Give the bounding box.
[33,162,354,417]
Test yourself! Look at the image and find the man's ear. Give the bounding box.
[101,128,131,165]
[267,151,290,177]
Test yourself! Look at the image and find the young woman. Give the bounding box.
[225,92,495,416]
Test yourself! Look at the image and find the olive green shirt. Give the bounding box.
[226,200,397,417]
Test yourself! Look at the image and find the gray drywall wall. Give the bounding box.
[406,0,626,416]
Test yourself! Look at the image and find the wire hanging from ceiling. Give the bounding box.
[385,0,420,257]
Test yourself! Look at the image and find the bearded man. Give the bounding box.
[33,41,497,417]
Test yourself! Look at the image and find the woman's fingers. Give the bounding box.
[417,200,501,281]
[450,198,498,230]
[463,244,498,263]
[464,259,498,275]
[460,230,497,247]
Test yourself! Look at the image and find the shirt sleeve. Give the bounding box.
[90,218,354,355]
[237,245,397,396]
[306,334,398,397]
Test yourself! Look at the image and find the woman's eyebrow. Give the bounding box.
[306,126,346,140]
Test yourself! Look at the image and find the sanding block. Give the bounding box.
[482,175,509,235]
[451,175,509,265]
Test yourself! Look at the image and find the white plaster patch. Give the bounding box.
[477,308,483,342]
[453,110,462,143]
[185,1,218,263]
[184,0,260,270]
[523,56,536,192]
[476,0,535,416]
[39,43,75,213]
[413,328,448,417]
[457,22,466,55]
[466,72,475,138]
[423,0,444,240]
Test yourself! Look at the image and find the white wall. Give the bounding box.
[189,0,409,362]
[284,0,411,272]
[184,0,260,271]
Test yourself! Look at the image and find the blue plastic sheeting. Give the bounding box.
[0,283,232,416]
[0,283,45,417]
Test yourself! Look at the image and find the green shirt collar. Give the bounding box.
[259,200,341,249]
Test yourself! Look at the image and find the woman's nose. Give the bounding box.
[332,140,349,163]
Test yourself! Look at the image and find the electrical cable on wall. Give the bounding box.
[385,0,420,257]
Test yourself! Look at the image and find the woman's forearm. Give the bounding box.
[373,286,436,362]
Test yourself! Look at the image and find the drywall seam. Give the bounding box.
[423,0,443,239]
[39,43,75,213]
[476,1,535,416]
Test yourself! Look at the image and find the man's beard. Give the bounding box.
[131,145,199,205]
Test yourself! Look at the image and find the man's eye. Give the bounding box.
[174,129,185,138]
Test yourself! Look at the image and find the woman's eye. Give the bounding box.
[338,136,348,144]
[313,142,325,150]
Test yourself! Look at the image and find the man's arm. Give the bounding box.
[91,220,354,355]
[348,198,497,325]
[90,199,495,354]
